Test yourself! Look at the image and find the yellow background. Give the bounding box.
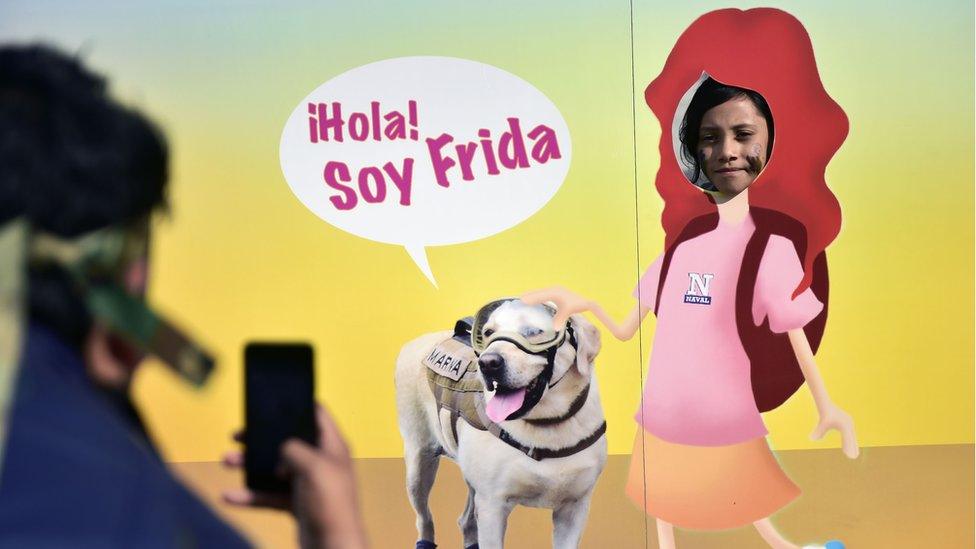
[3,0,971,462]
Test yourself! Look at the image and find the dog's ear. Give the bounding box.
[569,314,601,377]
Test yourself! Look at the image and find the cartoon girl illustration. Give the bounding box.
[524,8,857,549]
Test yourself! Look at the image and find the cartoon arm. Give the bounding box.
[788,328,860,459]
[521,286,651,341]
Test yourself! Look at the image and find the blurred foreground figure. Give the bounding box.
[0,45,366,549]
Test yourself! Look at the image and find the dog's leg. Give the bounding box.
[405,443,440,544]
[458,482,478,548]
[552,494,594,549]
[474,494,513,549]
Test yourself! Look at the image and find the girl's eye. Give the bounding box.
[736,132,754,140]
[700,134,717,142]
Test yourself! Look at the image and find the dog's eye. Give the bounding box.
[483,329,495,338]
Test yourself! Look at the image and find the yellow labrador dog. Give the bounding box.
[395,299,606,549]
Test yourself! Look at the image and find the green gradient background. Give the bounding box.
[1,1,971,462]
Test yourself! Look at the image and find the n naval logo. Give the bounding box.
[683,272,714,305]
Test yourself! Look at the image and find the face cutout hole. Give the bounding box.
[673,73,775,196]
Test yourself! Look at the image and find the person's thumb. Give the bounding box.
[810,421,828,441]
[520,289,546,305]
[281,439,319,475]
[552,311,571,328]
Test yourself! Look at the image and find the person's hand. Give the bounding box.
[222,405,369,549]
[811,401,859,459]
[521,286,592,328]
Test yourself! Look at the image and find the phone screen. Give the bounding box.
[244,342,317,493]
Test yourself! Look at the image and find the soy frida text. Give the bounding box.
[308,101,562,211]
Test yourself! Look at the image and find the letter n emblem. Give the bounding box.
[683,272,714,305]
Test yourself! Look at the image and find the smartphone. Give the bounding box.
[244,342,317,493]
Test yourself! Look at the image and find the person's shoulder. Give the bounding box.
[765,233,800,255]
[678,212,720,240]
[0,324,251,548]
[750,207,806,240]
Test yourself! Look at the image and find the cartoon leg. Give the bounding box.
[405,443,440,544]
[552,494,593,549]
[475,493,513,549]
[754,518,799,549]
[458,482,478,548]
[656,519,676,549]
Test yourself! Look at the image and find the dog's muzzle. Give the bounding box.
[477,352,506,392]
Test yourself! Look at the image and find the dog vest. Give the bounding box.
[424,317,606,461]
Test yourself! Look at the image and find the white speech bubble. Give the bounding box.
[280,56,572,287]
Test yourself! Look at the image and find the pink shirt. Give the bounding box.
[633,214,823,446]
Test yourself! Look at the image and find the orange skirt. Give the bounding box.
[625,428,800,530]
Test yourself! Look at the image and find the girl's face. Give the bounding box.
[697,96,770,197]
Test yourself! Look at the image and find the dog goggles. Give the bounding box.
[470,298,567,356]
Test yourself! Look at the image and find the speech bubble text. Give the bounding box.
[280,57,572,286]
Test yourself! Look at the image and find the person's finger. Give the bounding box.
[809,420,828,441]
[222,488,258,506]
[552,310,571,329]
[520,287,558,305]
[222,450,244,468]
[842,422,860,459]
[281,438,320,475]
[315,403,351,458]
[315,403,340,441]
[221,488,290,509]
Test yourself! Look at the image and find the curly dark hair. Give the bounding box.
[0,44,169,348]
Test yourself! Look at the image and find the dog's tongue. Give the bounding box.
[486,388,527,423]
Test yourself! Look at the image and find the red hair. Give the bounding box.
[645,8,846,297]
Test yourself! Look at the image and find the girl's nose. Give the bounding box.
[717,137,739,162]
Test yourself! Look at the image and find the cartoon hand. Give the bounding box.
[811,402,859,459]
[521,286,592,328]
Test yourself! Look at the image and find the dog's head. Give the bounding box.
[472,299,600,423]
